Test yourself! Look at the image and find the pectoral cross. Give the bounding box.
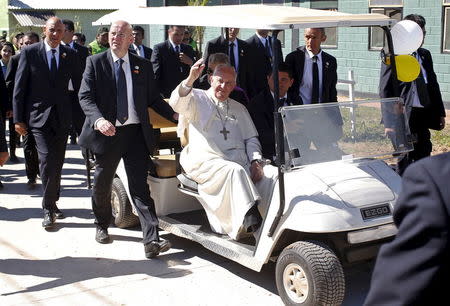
[220,126,230,140]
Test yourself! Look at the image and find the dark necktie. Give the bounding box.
[311,55,319,104]
[229,42,236,70]
[265,37,272,58]
[115,59,128,124]
[278,97,287,108]
[175,45,180,54]
[412,52,431,108]
[50,49,57,85]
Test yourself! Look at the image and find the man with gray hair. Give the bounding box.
[195,52,249,105]
[169,59,276,240]
[78,20,176,258]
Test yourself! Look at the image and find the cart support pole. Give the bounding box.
[382,26,400,97]
[268,30,285,237]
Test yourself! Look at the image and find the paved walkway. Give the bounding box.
[0,144,373,305]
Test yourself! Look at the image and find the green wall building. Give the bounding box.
[3,0,450,102]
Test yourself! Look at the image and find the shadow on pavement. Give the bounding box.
[160,234,279,296]
[0,207,93,222]
[0,253,193,296]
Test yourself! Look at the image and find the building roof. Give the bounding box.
[11,11,54,27]
[8,0,146,10]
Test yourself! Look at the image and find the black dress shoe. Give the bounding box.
[42,212,55,228]
[54,208,64,219]
[9,155,19,163]
[27,179,37,190]
[95,227,110,244]
[144,240,171,259]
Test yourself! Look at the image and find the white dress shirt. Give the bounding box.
[44,39,60,69]
[110,51,140,126]
[270,91,288,106]
[168,39,180,53]
[299,49,324,104]
[133,43,144,57]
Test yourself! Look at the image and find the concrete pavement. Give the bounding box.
[0,144,374,305]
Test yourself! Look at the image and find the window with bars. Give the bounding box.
[221,0,284,4]
[443,1,450,53]
[310,0,338,48]
[369,5,402,51]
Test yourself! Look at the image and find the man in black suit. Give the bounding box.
[72,32,86,46]
[364,152,450,305]
[0,73,8,188]
[151,25,195,98]
[247,63,296,161]
[62,19,89,146]
[285,28,337,105]
[246,29,283,98]
[6,32,40,189]
[129,25,152,60]
[78,20,175,258]
[285,28,342,159]
[203,28,251,96]
[380,14,446,175]
[13,17,82,228]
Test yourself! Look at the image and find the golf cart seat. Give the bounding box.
[148,105,181,153]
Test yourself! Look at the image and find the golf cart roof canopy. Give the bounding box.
[92,4,395,29]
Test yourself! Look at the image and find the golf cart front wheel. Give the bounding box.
[275,240,345,306]
[111,177,139,228]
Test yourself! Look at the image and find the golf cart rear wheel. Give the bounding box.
[111,177,139,228]
[275,240,345,306]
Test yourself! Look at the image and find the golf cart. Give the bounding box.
[94,5,409,305]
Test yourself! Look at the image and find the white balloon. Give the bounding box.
[391,20,423,55]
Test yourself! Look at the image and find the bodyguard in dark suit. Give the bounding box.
[61,19,89,144]
[364,152,450,306]
[379,14,446,175]
[203,28,251,96]
[0,77,8,170]
[151,25,195,98]
[247,63,297,161]
[13,17,82,228]
[246,30,283,98]
[129,25,152,60]
[78,20,175,258]
[285,28,342,157]
[0,75,8,188]
[6,32,40,189]
[0,112,8,172]
[285,28,338,105]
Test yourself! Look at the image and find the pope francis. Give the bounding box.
[169,59,276,240]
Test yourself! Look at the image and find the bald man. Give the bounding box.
[13,17,82,228]
[78,20,175,258]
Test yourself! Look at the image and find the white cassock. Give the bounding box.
[169,83,276,240]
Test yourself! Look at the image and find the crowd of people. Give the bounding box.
[0,16,449,299]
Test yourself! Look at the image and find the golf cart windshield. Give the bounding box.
[281,98,412,168]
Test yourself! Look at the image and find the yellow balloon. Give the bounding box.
[395,55,420,82]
